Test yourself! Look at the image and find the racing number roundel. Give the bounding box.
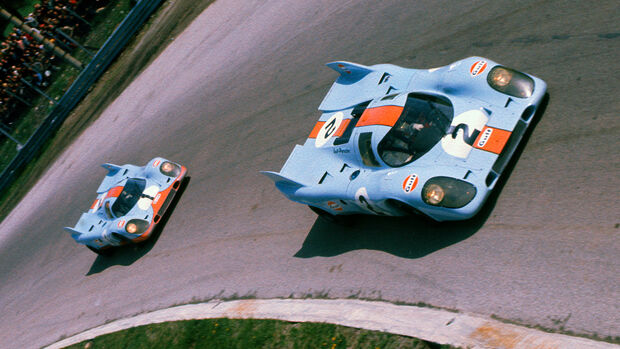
[402,174,419,193]
[441,109,489,158]
[315,112,344,148]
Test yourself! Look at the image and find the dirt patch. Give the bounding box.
[0,0,215,223]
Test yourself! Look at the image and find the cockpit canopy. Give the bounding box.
[104,178,146,218]
[378,93,453,167]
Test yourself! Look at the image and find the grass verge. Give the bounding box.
[63,318,453,349]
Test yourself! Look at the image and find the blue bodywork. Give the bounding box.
[262,57,547,221]
[65,157,187,252]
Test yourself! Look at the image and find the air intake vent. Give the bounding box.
[318,172,330,184]
[521,105,536,122]
[486,171,498,187]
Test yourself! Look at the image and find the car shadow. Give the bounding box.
[295,95,549,259]
[86,176,191,275]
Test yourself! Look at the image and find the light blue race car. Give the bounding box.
[262,57,547,222]
[65,157,187,254]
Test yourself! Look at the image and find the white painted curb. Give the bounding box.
[45,299,618,349]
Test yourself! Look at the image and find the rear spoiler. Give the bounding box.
[319,61,384,112]
[326,61,374,84]
[97,163,126,193]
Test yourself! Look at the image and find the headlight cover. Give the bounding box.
[160,161,181,177]
[125,219,150,234]
[422,177,476,208]
[487,66,534,98]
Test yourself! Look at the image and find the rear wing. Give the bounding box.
[97,162,142,193]
[319,61,417,112]
[97,163,125,193]
[319,61,380,112]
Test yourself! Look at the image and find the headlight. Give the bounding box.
[160,161,181,177]
[487,66,534,98]
[424,184,444,205]
[422,177,476,208]
[125,219,149,234]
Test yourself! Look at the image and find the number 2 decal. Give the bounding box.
[315,112,344,148]
[441,109,489,158]
[448,123,481,146]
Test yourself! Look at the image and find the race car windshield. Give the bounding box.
[378,93,453,167]
[111,178,146,217]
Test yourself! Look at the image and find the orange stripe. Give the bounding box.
[335,119,351,137]
[309,121,325,138]
[105,186,123,199]
[474,126,511,154]
[90,199,99,210]
[309,119,351,139]
[356,106,403,127]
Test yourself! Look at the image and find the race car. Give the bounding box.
[262,57,547,222]
[65,157,187,254]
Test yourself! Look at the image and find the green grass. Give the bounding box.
[63,318,452,349]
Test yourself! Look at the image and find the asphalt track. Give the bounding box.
[0,0,618,348]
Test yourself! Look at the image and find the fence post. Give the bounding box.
[0,123,23,150]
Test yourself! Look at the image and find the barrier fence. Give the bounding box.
[0,0,164,195]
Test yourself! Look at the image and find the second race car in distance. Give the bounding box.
[65,157,187,254]
[262,57,547,222]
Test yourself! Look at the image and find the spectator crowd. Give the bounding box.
[0,0,110,129]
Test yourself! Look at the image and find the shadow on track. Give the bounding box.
[86,177,191,275]
[295,95,549,259]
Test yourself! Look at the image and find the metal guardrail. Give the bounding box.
[0,0,163,195]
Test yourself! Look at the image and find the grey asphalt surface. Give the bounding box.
[0,0,618,348]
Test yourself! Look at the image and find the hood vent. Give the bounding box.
[318,171,331,184]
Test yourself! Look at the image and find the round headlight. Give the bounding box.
[487,66,534,98]
[490,67,512,87]
[424,184,445,205]
[422,177,477,208]
[161,162,174,172]
[126,222,138,234]
[125,219,149,234]
[159,161,181,177]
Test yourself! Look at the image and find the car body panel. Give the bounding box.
[263,57,547,221]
